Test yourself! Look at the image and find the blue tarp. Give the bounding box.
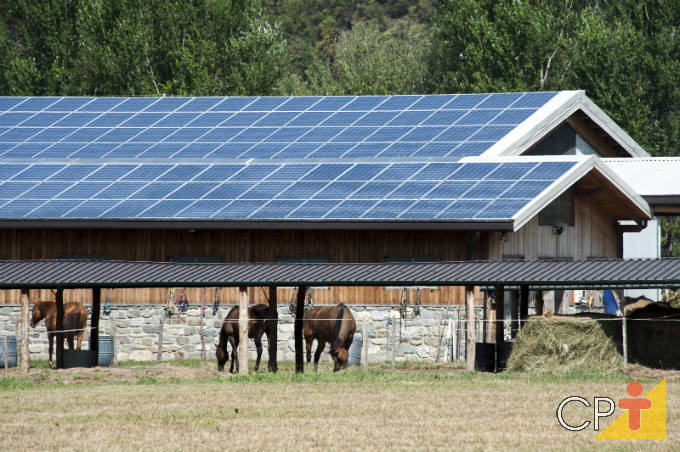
[603,290,620,315]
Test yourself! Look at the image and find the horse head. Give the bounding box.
[330,347,349,371]
[215,343,228,372]
[30,302,48,328]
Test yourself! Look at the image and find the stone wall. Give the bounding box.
[0,304,487,365]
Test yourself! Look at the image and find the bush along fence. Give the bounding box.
[0,304,487,364]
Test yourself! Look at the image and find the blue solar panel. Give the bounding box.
[213,200,261,218]
[139,199,193,218]
[289,200,339,219]
[0,94,576,222]
[250,199,302,218]
[96,182,144,199]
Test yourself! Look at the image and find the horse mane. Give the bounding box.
[330,303,345,354]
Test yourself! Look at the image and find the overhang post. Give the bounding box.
[465,286,475,371]
[267,285,278,373]
[294,285,308,373]
[238,286,249,375]
[90,288,100,366]
[510,290,519,338]
[535,290,544,316]
[20,288,30,373]
[519,285,529,328]
[55,288,65,369]
[494,285,504,372]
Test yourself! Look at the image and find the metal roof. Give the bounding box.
[1,258,680,290]
[604,158,680,214]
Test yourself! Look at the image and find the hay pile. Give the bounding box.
[507,316,623,374]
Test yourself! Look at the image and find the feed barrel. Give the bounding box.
[0,336,17,368]
[348,335,363,367]
[98,336,114,367]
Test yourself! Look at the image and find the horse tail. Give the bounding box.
[331,303,345,354]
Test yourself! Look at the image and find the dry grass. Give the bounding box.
[0,362,678,451]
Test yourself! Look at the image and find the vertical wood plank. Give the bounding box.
[20,288,29,373]
[465,286,475,371]
[494,285,505,372]
[238,286,249,376]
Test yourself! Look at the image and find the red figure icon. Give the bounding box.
[618,381,652,430]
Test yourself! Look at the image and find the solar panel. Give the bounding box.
[0,93,573,222]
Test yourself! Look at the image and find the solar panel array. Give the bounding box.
[0,93,579,222]
[0,93,556,160]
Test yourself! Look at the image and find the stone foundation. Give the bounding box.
[0,304,488,364]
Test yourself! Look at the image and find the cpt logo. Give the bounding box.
[556,379,666,439]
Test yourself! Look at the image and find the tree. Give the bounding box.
[0,0,287,96]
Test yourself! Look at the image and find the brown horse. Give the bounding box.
[304,303,356,372]
[30,300,88,368]
[216,304,271,373]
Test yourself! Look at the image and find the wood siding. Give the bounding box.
[0,194,622,306]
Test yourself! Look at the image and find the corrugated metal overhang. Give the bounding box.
[1,258,680,290]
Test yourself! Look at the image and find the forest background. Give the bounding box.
[1,0,679,254]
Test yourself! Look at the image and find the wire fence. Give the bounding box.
[1,303,679,370]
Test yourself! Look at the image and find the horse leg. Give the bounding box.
[229,336,238,374]
[254,336,263,372]
[76,329,84,350]
[48,333,53,368]
[67,334,74,350]
[313,340,325,373]
[305,336,312,364]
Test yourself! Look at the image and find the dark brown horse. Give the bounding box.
[216,304,271,373]
[31,300,88,368]
[304,303,356,372]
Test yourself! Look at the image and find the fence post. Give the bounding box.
[200,314,206,363]
[3,335,7,374]
[391,317,396,373]
[20,288,30,373]
[157,315,164,364]
[362,317,368,371]
[494,285,505,372]
[112,323,118,367]
[465,286,476,371]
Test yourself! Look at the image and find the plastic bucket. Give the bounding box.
[98,336,114,367]
[63,350,94,368]
[347,335,363,367]
[474,342,495,372]
[0,336,17,368]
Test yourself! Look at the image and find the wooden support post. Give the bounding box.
[157,316,164,364]
[362,317,368,371]
[294,285,307,373]
[112,323,118,367]
[238,286,249,376]
[535,290,544,316]
[55,288,65,369]
[91,288,100,366]
[494,285,505,372]
[519,285,529,328]
[20,288,30,373]
[267,285,278,373]
[465,286,476,371]
[510,290,519,338]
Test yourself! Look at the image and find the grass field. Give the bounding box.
[0,361,677,451]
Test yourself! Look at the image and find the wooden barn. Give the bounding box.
[0,91,657,309]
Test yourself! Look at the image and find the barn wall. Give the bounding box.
[487,194,620,260]
[0,229,486,305]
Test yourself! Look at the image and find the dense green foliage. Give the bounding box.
[1,0,679,253]
[0,0,286,95]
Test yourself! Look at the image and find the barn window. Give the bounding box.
[539,189,574,227]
